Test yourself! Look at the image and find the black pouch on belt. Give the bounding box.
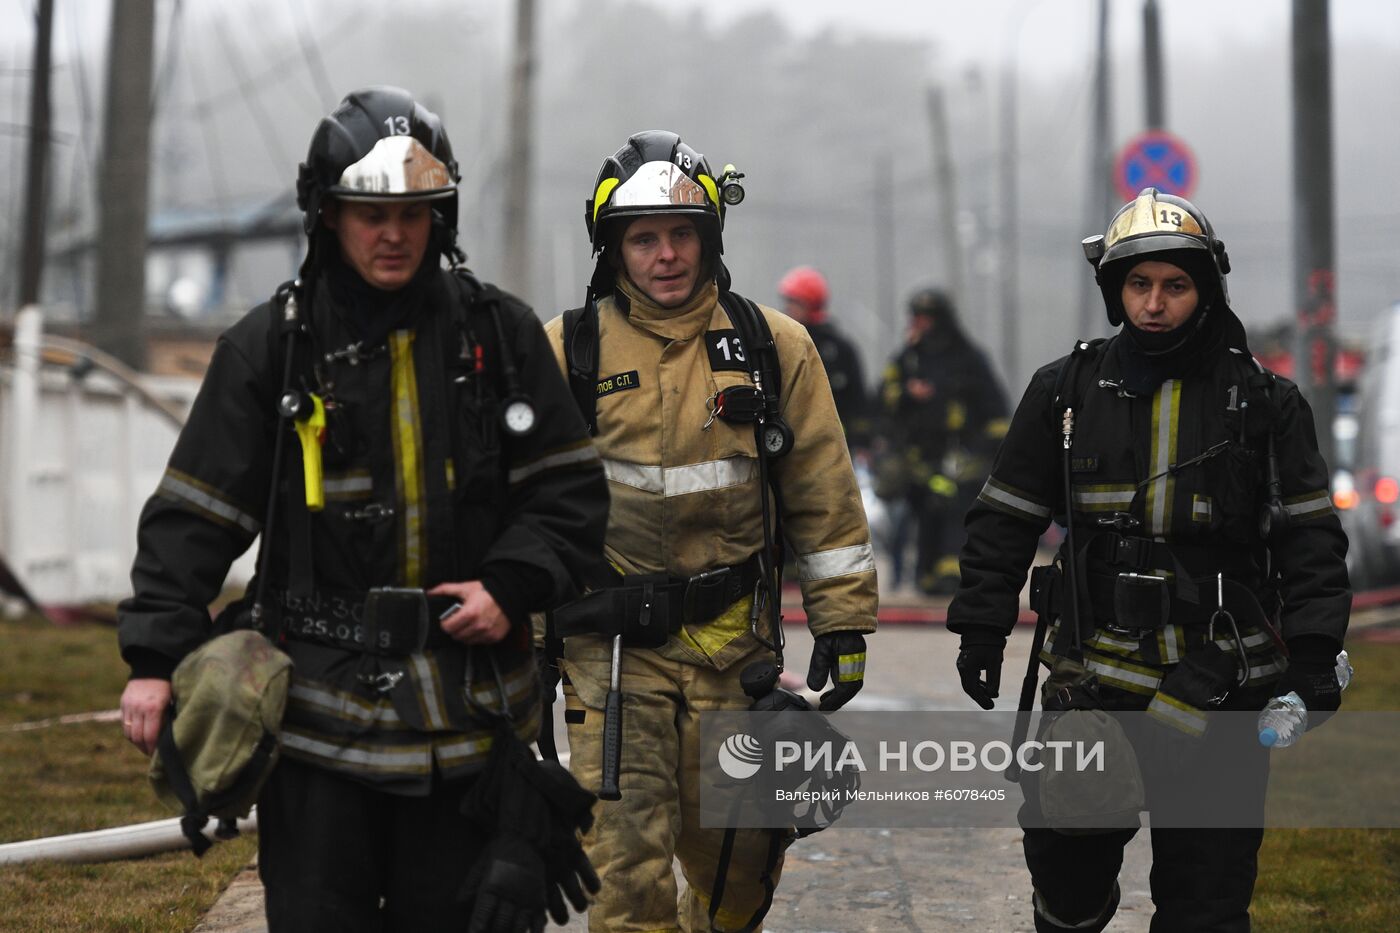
[551,575,675,649]
[363,587,430,655]
[1112,572,1171,630]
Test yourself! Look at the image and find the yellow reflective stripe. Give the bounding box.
[1192,494,1213,523]
[410,654,450,731]
[1283,491,1333,520]
[1146,380,1180,538]
[1072,483,1136,512]
[978,476,1052,522]
[390,330,426,586]
[697,173,720,209]
[281,727,434,774]
[1084,655,1162,695]
[837,652,866,682]
[157,468,261,534]
[592,177,621,225]
[1147,692,1209,737]
[288,682,404,728]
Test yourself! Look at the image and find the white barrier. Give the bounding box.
[0,306,255,605]
[0,811,257,865]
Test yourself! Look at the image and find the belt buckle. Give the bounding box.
[683,567,732,624]
[363,587,430,655]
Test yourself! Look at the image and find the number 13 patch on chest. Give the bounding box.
[706,330,749,373]
[597,370,641,398]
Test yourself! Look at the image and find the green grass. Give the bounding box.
[0,613,256,932]
[1252,641,1400,932]
[0,615,1395,931]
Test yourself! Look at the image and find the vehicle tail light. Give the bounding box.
[1376,476,1399,505]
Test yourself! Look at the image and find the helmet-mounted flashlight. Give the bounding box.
[720,164,746,206]
[1081,234,1106,266]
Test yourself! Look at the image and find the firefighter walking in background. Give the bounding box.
[877,288,1007,595]
[541,131,878,932]
[947,188,1350,932]
[118,87,609,932]
[777,265,872,450]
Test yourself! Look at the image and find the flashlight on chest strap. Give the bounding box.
[279,390,326,511]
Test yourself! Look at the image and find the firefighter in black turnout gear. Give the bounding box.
[778,265,871,448]
[878,288,1007,593]
[947,189,1349,933]
[118,87,609,932]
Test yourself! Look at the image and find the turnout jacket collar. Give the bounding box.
[615,274,720,342]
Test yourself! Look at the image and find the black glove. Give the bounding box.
[462,837,548,933]
[1278,635,1345,725]
[807,632,867,711]
[955,629,1006,710]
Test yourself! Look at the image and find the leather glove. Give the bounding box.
[1277,635,1345,725]
[462,837,548,933]
[807,632,867,711]
[955,629,1006,710]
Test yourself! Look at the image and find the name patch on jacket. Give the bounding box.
[1071,457,1100,474]
[597,370,640,398]
[706,330,750,373]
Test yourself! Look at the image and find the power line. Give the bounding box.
[291,0,337,110]
[207,4,290,172]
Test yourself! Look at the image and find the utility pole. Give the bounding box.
[94,0,156,370]
[1292,0,1336,466]
[925,83,964,307]
[874,153,896,362]
[1078,0,1113,338]
[17,0,55,309]
[1143,0,1165,130]
[998,29,1019,384]
[502,0,536,299]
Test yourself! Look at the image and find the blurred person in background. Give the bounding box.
[778,265,871,451]
[539,130,877,932]
[117,86,608,932]
[876,287,1007,595]
[948,188,1350,932]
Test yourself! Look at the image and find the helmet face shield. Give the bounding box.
[330,136,456,202]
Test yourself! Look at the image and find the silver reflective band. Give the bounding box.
[979,477,1052,521]
[334,136,454,200]
[1283,492,1332,519]
[607,160,709,211]
[158,469,261,535]
[797,543,876,582]
[602,456,755,497]
[281,729,432,770]
[508,444,600,485]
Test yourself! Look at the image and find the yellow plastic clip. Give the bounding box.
[293,393,327,512]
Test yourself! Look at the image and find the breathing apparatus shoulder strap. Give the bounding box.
[717,289,783,421]
[562,299,599,434]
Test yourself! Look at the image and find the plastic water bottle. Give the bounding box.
[1257,650,1354,748]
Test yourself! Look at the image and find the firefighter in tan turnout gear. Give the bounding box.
[541,130,878,931]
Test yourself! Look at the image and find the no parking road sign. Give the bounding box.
[1114,130,1197,201]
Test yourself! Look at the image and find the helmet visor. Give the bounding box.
[595,160,715,226]
[330,136,455,202]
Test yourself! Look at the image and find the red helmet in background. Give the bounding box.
[778,266,829,313]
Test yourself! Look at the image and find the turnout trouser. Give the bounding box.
[562,635,783,932]
[1020,682,1273,932]
[258,756,486,933]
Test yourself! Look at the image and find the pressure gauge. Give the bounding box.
[760,420,793,458]
[501,396,537,437]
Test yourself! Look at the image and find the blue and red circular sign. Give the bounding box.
[1114,130,1197,202]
